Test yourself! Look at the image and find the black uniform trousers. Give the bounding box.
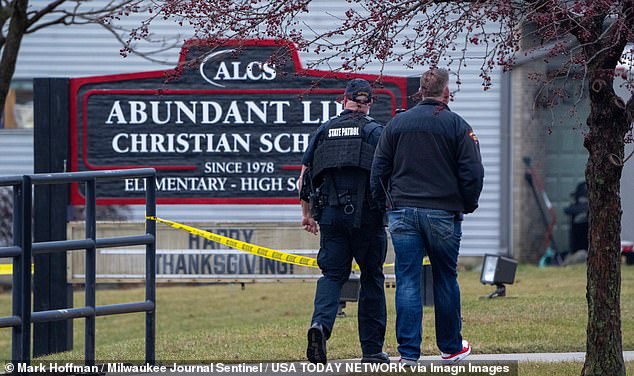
[311,205,387,355]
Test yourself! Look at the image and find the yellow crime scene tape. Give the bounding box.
[148,216,320,269]
[148,216,430,270]
[0,218,428,275]
[0,264,13,275]
[0,264,34,275]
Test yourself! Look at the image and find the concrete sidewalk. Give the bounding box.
[90,352,634,375]
[409,350,634,363]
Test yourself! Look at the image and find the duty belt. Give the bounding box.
[323,170,368,228]
[326,192,358,215]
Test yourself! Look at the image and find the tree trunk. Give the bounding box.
[582,75,628,376]
[0,0,28,111]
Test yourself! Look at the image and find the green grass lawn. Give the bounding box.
[1,264,634,375]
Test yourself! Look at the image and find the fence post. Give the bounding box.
[21,176,32,363]
[11,181,23,362]
[145,175,156,365]
[85,178,96,365]
[11,181,24,362]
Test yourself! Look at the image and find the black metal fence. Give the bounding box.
[0,175,30,363]
[0,168,157,366]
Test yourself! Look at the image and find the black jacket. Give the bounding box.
[370,99,484,213]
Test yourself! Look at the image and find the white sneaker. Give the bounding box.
[441,340,471,365]
[398,357,418,366]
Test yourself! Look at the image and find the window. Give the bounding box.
[1,82,33,129]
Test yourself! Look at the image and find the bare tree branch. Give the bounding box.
[97,18,182,64]
[24,0,67,31]
[26,0,141,34]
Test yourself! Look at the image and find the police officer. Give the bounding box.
[299,78,388,364]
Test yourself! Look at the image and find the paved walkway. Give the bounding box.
[412,350,634,362]
[93,352,634,375]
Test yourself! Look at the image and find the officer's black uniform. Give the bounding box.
[302,108,387,363]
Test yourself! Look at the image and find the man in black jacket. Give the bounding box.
[299,79,388,365]
[370,68,484,365]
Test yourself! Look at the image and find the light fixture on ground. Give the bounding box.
[337,273,361,316]
[480,254,518,298]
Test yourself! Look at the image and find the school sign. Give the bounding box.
[69,39,414,205]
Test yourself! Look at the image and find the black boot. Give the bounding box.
[306,323,327,364]
[361,352,390,363]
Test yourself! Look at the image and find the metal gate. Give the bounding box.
[0,168,157,367]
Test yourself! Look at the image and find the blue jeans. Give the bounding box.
[312,206,387,355]
[388,207,463,360]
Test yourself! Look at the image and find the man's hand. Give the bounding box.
[302,215,319,235]
[301,197,319,235]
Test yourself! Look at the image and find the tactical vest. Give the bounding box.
[311,113,377,180]
[310,112,379,227]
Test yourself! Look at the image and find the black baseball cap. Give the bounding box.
[344,78,373,104]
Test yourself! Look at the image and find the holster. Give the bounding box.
[309,188,325,222]
[299,168,313,202]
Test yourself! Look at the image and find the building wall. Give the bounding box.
[623,142,634,243]
[615,79,634,243]
[512,61,634,261]
[0,129,33,175]
[509,62,551,262]
[543,81,588,255]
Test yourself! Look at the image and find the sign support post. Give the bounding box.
[33,77,73,356]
